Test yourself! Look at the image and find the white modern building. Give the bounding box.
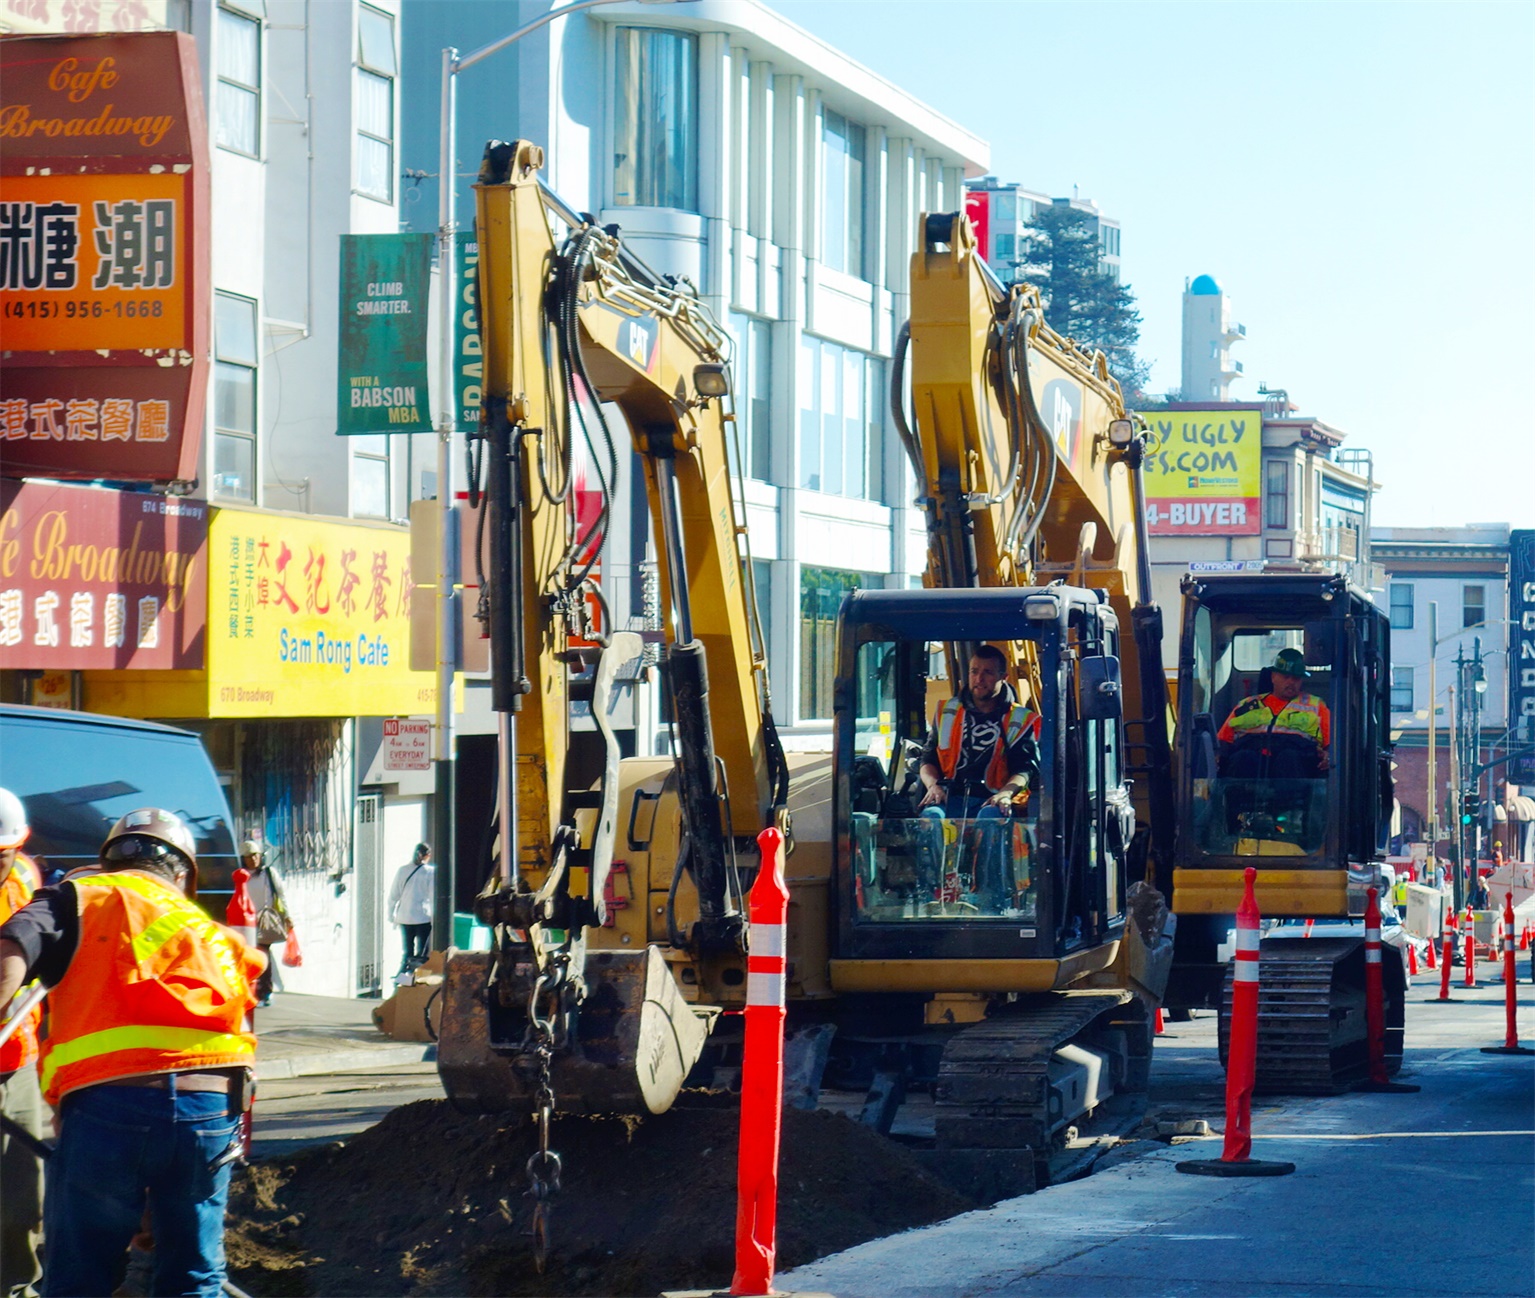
[1180,274,1245,401]
[963,176,1122,284]
[401,0,989,749]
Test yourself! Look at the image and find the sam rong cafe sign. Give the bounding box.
[0,479,208,672]
[0,31,210,486]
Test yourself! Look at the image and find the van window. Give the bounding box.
[0,714,236,880]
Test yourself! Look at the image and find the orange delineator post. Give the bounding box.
[1438,908,1456,1001]
[1481,893,1535,1057]
[1463,906,1477,989]
[1222,867,1262,1163]
[731,826,789,1298]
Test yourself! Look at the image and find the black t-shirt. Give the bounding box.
[920,688,1040,792]
[0,882,78,987]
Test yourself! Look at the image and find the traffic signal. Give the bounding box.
[1462,792,1481,825]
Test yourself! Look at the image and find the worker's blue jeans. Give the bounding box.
[42,1081,241,1298]
[918,796,1010,907]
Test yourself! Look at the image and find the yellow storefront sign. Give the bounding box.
[87,506,444,718]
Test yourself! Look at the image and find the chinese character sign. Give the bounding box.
[1139,407,1263,536]
[337,233,433,435]
[0,480,207,671]
[207,508,436,717]
[0,32,210,485]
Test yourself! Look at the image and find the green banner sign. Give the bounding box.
[336,233,433,435]
[453,232,483,432]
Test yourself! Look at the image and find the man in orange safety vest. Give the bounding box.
[0,806,265,1298]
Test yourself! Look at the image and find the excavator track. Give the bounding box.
[1217,936,1404,1095]
[927,990,1149,1199]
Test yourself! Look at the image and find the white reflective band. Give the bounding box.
[749,923,785,958]
[1365,927,1380,941]
[1233,963,1259,983]
[1366,949,1381,963]
[1235,930,1260,954]
[746,972,785,1008]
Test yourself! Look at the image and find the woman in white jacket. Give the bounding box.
[387,842,434,974]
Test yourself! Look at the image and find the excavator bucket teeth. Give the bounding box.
[436,947,717,1116]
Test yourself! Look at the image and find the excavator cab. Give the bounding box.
[830,586,1136,970]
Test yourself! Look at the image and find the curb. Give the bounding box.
[255,1042,435,1081]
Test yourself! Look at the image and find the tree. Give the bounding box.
[1018,204,1152,403]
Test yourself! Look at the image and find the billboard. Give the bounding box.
[453,232,482,432]
[0,32,210,484]
[0,480,207,671]
[1511,529,1535,789]
[1140,406,1262,536]
[336,233,433,435]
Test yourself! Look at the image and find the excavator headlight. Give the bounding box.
[1024,595,1059,621]
[1108,418,1135,447]
[693,363,730,399]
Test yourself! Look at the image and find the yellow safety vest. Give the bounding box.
[1223,693,1326,745]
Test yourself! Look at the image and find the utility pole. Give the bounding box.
[1427,600,1438,870]
[1448,679,1462,914]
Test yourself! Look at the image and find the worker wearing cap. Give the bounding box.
[0,807,264,1298]
[0,788,45,1298]
[1217,647,1332,774]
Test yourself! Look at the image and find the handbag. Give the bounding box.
[256,905,288,946]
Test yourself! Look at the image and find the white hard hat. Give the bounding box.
[0,788,28,850]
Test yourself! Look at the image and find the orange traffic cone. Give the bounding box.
[1155,1007,1166,1036]
[1407,941,1419,976]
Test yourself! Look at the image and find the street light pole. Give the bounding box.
[430,0,692,942]
[1427,600,1437,867]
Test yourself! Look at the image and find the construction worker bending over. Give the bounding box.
[0,807,264,1298]
[915,645,1041,906]
[1217,646,1331,778]
[0,787,45,1298]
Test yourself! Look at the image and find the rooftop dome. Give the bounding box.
[1189,274,1221,296]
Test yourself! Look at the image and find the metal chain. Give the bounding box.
[524,970,563,1273]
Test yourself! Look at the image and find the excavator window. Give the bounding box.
[1186,618,1335,859]
[846,635,1043,924]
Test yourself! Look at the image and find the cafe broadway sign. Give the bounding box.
[0,479,208,671]
[0,31,210,484]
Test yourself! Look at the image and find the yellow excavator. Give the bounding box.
[436,143,1176,1212]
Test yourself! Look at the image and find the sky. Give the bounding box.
[768,0,1535,529]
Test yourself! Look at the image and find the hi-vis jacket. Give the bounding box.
[1218,692,1329,747]
[38,870,262,1106]
[0,852,43,1073]
[933,697,1042,792]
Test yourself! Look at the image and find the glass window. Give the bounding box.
[800,566,863,720]
[728,313,775,482]
[994,232,1015,262]
[820,109,866,277]
[214,292,258,501]
[1389,582,1414,630]
[215,6,260,157]
[1265,459,1290,530]
[352,433,389,518]
[1463,584,1485,628]
[1391,665,1414,713]
[797,336,884,502]
[613,28,697,210]
[354,7,395,202]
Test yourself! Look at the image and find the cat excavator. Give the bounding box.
[435,142,1176,1219]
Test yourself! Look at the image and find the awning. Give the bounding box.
[1507,795,1535,822]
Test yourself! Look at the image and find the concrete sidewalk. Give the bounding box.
[252,992,434,1081]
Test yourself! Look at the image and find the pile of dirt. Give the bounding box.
[225,1092,977,1297]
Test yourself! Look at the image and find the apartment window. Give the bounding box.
[1389,582,1414,629]
[1265,458,1290,529]
[215,5,260,157]
[820,109,866,277]
[800,566,863,720]
[1390,665,1414,713]
[613,28,697,210]
[728,313,774,482]
[994,233,1016,262]
[797,336,886,502]
[355,6,396,202]
[352,435,389,518]
[1463,584,1485,628]
[213,292,258,501]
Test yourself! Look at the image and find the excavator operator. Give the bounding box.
[1217,647,1331,778]
[918,644,1041,817]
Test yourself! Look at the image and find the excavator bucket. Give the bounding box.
[436,945,718,1115]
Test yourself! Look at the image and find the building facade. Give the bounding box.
[1179,274,1245,402]
[1370,524,1522,858]
[962,175,1122,284]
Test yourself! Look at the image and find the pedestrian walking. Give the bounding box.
[0,787,45,1298]
[387,843,435,975]
[240,838,290,1007]
[0,807,264,1298]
